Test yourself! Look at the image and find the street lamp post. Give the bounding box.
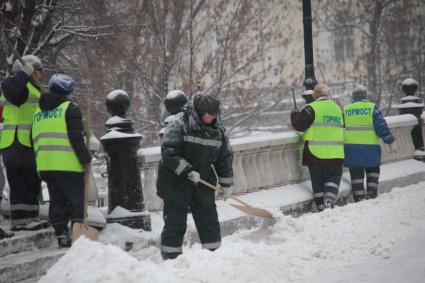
[302,0,317,103]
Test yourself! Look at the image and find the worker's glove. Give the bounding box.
[188,171,201,184]
[21,63,34,77]
[383,134,395,145]
[220,186,233,201]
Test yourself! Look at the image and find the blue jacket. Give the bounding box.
[344,99,395,168]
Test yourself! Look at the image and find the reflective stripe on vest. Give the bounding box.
[303,99,344,159]
[343,101,380,145]
[183,135,222,147]
[32,101,84,172]
[0,82,40,149]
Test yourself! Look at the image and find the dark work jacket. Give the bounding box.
[0,72,37,168]
[157,103,233,207]
[37,92,91,179]
[291,99,343,167]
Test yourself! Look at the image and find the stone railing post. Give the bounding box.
[381,114,417,164]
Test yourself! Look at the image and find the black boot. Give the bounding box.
[366,190,378,200]
[161,252,181,260]
[53,223,72,248]
[324,197,335,209]
[57,232,72,248]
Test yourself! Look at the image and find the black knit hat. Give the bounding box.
[193,93,221,116]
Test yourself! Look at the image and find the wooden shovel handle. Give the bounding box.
[226,195,253,208]
[83,165,91,226]
[198,178,224,193]
[198,178,252,206]
[199,178,273,219]
[5,40,25,65]
[5,39,45,92]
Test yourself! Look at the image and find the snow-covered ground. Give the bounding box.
[39,181,425,283]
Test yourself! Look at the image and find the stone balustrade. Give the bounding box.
[381,114,417,163]
[138,114,418,211]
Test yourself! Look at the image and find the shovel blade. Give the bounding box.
[230,204,274,219]
[72,222,99,242]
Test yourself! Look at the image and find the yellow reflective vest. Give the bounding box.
[343,101,380,145]
[0,82,40,148]
[303,99,344,159]
[32,101,84,172]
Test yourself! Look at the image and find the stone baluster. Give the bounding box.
[135,116,417,211]
[243,152,261,192]
[256,150,274,188]
[232,154,247,194]
[269,148,285,184]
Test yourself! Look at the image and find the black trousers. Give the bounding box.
[349,166,380,202]
[160,190,221,259]
[308,164,343,211]
[42,172,84,236]
[6,166,41,227]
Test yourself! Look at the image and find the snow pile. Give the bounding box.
[40,183,425,283]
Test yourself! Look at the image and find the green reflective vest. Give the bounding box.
[343,100,380,145]
[0,82,40,148]
[32,101,84,172]
[303,99,344,159]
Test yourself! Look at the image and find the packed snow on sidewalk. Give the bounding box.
[40,182,425,283]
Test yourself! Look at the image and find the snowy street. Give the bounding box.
[2,2,425,283]
[39,182,425,283]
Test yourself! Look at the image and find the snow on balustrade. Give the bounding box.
[137,114,418,211]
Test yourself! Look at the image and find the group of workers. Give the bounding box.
[291,83,394,211]
[0,55,90,247]
[0,55,394,260]
[156,82,394,260]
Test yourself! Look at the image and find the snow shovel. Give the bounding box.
[72,165,99,242]
[72,91,99,242]
[198,179,274,219]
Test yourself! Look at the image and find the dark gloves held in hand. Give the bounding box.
[383,134,395,145]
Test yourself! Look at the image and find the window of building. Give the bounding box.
[334,10,355,62]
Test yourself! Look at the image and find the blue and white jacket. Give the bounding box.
[344,99,395,168]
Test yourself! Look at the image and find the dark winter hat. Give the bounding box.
[352,85,368,100]
[193,92,221,116]
[164,90,188,115]
[48,74,75,96]
[12,55,43,72]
